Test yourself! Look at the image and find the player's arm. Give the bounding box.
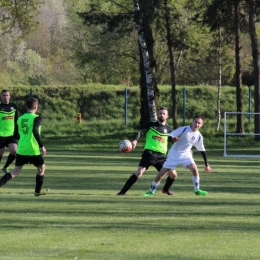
[32,117,44,148]
[169,127,186,142]
[13,121,19,140]
[131,122,151,149]
[13,107,19,138]
[168,135,178,145]
[200,151,212,173]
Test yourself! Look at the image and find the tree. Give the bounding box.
[216,28,222,131]
[0,0,40,36]
[62,0,139,85]
[77,0,160,124]
[248,0,260,140]
[234,0,243,133]
[202,0,247,133]
[133,0,157,122]
[163,0,177,128]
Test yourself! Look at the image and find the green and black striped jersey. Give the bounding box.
[133,121,173,154]
[0,102,18,137]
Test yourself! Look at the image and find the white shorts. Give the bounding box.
[163,157,194,170]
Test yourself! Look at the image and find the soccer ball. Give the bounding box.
[119,140,132,153]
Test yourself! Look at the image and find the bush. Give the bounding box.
[3,84,253,143]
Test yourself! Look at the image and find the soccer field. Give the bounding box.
[0,147,259,260]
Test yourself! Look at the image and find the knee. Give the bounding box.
[188,164,199,176]
[155,173,165,182]
[135,172,143,178]
[38,164,46,175]
[42,164,46,172]
[10,151,16,156]
[11,168,21,177]
[191,169,199,176]
[135,167,146,179]
[168,170,177,180]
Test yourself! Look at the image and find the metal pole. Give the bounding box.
[183,87,186,125]
[248,86,251,123]
[124,88,128,125]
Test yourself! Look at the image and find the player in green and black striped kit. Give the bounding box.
[117,107,177,195]
[0,90,18,173]
[0,97,49,196]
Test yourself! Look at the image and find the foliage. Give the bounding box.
[0,0,40,36]
[0,0,258,87]
[0,84,253,140]
[6,44,49,85]
[68,0,139,85]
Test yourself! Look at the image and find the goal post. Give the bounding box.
[223,112,260,158]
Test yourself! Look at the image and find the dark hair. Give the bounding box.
[26,97,38,110]
[193,114,205,121]
[159,106,168,111]
[1,90,9,94]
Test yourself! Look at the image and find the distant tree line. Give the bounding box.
[0,0,260,136]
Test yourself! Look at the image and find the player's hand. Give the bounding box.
[172,136,179,142]
[131,140,137,149]
[205,165,211,173]
[41,146,47,156]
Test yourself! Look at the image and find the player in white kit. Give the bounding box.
[143,115,212,196]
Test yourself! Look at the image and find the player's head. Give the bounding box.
[1,90,10,104]
[26,97,39,112]
[192,114,204,131]
[157,107,169,123]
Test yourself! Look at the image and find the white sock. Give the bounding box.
[149,181,160,194]
[192,176,200,190]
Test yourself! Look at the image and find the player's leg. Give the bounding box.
[154,154,177,195]
[2,140,17,173]
[0,153,26,187]
[0,137,6,164]
[143,167,171,196]
[0,147,4,164]
[117,150,152,195]
[161,170,177,195]
[117,166,146,195]
[33,156,49,196]
[186,163,207,196]
[0,165,22,187]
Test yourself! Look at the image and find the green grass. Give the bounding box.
[0,139,260,260]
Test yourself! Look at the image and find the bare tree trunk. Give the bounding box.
[234,1,243,133]
[216,28,222,131]
[133,0,157,124]
[248,0,260,141]
[164,0,177,129]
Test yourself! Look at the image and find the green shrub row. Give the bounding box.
[5,85,253,142]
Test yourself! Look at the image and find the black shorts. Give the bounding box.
[0,136,18,149]
[15,154,44,167]
[139,149,167,171]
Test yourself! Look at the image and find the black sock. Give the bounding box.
[35,175,44,193]
[119,174,138,194]
[3,153,16,168]
[0,173,12,187]
[162,176,175,191]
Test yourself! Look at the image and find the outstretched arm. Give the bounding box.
[131,123,151,149]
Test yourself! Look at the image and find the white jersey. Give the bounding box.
[167,126,205,161]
